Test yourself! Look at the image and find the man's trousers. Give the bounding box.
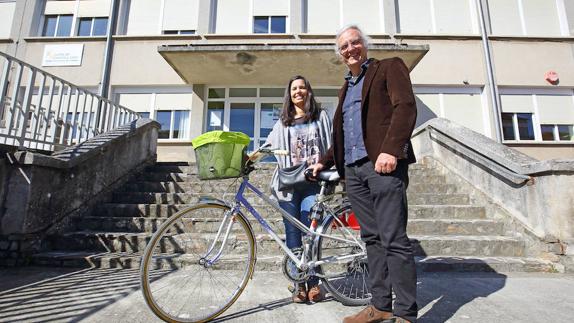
[345,159,418,322]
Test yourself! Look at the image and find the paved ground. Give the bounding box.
[0,267,573,323]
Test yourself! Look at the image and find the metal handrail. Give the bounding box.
[0,51,139,151]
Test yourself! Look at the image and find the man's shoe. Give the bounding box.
[342,305,393,323]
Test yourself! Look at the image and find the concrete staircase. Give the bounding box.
[31,158,559,272]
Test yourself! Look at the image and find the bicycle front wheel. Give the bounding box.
[318,203,371,306]
[140,203,256,323]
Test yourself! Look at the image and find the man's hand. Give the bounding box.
[309,163,325,177]
[374,153,397,174]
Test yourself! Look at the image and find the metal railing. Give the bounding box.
[0,51,139,152]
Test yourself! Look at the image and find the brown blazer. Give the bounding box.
[319,57,417,178]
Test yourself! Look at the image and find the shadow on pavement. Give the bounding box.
[211,297,294,322]
[0,267,142,322]
[416,260,507,322]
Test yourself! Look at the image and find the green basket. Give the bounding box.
[191,131,251,180]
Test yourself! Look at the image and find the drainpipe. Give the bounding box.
[476,0,503,143]
[98,0,120,100]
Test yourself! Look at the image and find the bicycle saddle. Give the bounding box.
[316,169,340,183]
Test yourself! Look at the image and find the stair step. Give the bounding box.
[29,252,558,273]
[121,181,457,195]
[111,192,470,205]
[75,216,502,236]
[93,203,486,220]
[410,235,524,257]
[48,231,523,257]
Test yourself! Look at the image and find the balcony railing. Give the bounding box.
[0,51,139,152]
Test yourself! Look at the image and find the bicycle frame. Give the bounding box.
[201,175,366,276]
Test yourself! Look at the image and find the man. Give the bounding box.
[311,25,418,323]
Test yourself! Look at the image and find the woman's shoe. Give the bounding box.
[292,285,307,303]
[307,285,324,303]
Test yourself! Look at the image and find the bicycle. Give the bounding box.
[140,145,370,323]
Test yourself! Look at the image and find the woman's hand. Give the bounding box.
[309,163,325,177]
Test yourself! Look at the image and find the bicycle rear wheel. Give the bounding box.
[140,203,256,323]
[318,203,371,306]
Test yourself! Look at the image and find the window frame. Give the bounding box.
[540,124,574,141]
[395,0,479,35]
[161,29,196,35]
[155,109,190,140]
[113,87,194,142]
[252,15,287,34]
[41,14,74,37]
[499,89,574,143]
[77,16,109,36]
[204,86,338,151]
[488,0,570,36]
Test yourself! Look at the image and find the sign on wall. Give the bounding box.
[42,44,84,67]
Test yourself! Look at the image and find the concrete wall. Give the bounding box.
[412,118,574,242]
[508,144,574,161]
[0,118,159,235]
[0,156,7,226]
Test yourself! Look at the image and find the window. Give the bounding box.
[500,92,574,142]
[42,15,73,37]
[541,125,574,141]
[156,110,190,139]
[161,0,199,36]
[414,88,487,134]
[501,113,535,140]
[162,30,195,35]
[306,0,382,34]
[230,103,255,150]
[78,17,108,36]
[116,92,192,139]
[488,0,566,36]
[396,0,477,34]
[206,87,342,152]
[253,16,286,33]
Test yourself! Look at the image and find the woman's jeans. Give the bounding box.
[279,184,320,287]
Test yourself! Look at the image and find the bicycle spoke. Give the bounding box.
[318,204,371,306]
[141,204,255,322]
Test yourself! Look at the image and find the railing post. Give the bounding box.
[18,68,37,149]
[31,73,47,149]
[0,58,11,123]
[6,63,23,141]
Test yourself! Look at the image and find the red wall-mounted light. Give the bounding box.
[545,71,559,85]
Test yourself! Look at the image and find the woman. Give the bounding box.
[264,75,332,303]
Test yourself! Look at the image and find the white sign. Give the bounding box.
[42,44,84,67]
[260,110,277,129]
[209,110,222,127]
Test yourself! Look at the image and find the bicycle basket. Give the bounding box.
[191,131,251,180]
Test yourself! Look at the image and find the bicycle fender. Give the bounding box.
[198,196,232,208]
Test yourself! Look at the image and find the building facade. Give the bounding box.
[1,0,573,161]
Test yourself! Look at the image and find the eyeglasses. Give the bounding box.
[338,38,363,54]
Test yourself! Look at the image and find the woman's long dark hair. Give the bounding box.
[280,75,321,127]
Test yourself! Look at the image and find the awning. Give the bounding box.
[158,43,429,86]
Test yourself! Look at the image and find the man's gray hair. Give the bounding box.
[334,24,372,57]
